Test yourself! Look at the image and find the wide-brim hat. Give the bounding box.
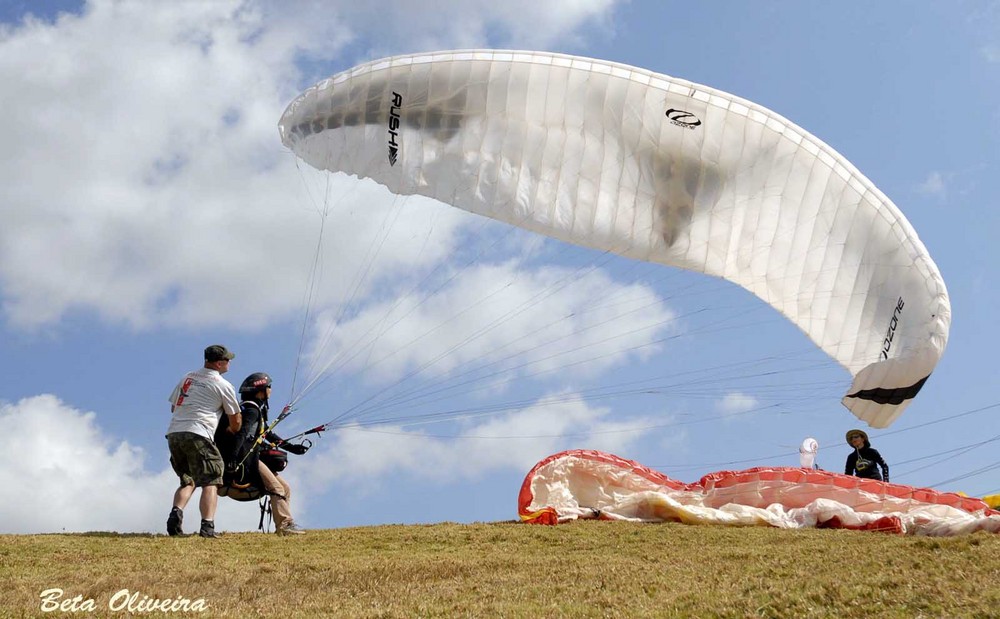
[845,429,869,445]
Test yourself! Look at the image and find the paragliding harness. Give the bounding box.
[216,400,311,531]
[259,446,288,472]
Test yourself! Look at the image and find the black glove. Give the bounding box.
[284,443,309,455]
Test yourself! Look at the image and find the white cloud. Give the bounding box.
[0,395,171,533]
[325,0,617,55]
[716,392,758,416]
[917,171,948,200]
[0,1,313,328]
[0,0,624,330]
[298,391,665,493]
[300,262,676,392]
[982,44,1000,63]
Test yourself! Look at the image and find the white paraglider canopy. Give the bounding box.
[279,49,950,428]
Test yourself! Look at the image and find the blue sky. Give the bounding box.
[1,0,998,534]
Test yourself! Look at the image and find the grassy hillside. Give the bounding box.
[2,521,998,618]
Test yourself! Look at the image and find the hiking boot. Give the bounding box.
[166,507,183,536]
[277,522,305,535]
[199,519,222,538]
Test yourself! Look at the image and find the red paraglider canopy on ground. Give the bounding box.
[518,450,999,536]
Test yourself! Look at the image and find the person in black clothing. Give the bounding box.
[215,372,308,535]
[844,429,889,482]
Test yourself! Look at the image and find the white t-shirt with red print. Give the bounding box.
[167,367,240,441]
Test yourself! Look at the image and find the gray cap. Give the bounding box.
[204,344,235,362]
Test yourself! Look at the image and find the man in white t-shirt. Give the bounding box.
[165,345,242,538]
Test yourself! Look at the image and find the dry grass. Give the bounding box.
[2,521,999,618]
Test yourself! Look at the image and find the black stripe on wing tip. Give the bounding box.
[845,375,929,405]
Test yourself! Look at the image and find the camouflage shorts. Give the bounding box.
[167,432,224,487]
